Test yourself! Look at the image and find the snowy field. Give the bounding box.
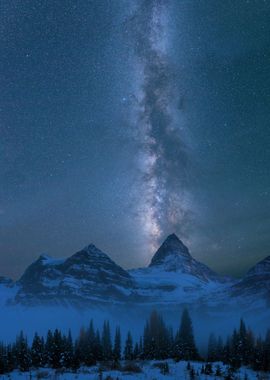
[0,361,268,380]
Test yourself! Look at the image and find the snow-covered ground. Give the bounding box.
[0,361,267,380]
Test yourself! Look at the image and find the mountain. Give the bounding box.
[1,234,268,313]
[230,255,270,302]
[130,234,231,306]
[15,244,133,306]
[148,233,224,282]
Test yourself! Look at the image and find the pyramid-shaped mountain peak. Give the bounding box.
[149,233,191,267]
[246,255,270,277]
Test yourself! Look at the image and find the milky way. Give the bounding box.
[1,0,269,277]
[127,0,191,251]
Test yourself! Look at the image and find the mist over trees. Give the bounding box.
[0,309,269,374]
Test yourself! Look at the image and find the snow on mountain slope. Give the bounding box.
[149,234,230,282]
[0,278,17,307]
[230,255,270,302]
[0,234,268,318]
[129,234,232,305]
[14,244,133,306]
[0,235,268,341]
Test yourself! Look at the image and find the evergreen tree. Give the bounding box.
[113,327,121,361]
[76,327,87,364]
[16,331,31,372]
[230,329,241,369]
[94,329,103,361]
[263,329,270,371]
[101,321,112,361]
[223,336,231,364]
[72,341,81,371]
[207,333,218,362]
[0,343,7,374]
[44,329,54,367]
[133,342,140,359]
[124,331,133,360]
[216,336,224,361]
[0,311,268,372]
[31,333,44,368]
[143,310,170,360]
[174,309,198,361]
[7,344,17,372]
[62,330,73,368]
[245,328,255,366]
[51,329,63,368]
[85,320,96,366]
[238,319,249,365]
[143,320,151,359]
[253,336,264,371]
[139,337,143,358]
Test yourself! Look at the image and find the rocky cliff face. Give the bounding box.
[148,234,224,282]
[15,244,133,306]
[4,234,269,310]
[230,256,270,299]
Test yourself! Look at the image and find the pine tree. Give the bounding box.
[72,341,81,371]
[101,321,112,361]
[216,336,224,361]
[94,329,103,361]
[143,320,151,359]
[124,331,133,360]
[113,327,121,361]
[245,328,255,366]
[143,310,170,360]
[139,336,143,359]
[44,329,54,367]
[7,344,17,372]
[31,332,44,368]
[133,342,140,360]
[253,336,264,371]
[51,329,63,368]
[174,309,198,361]
[207,333,218,362]
[85,320,96,366]
[238,319,249,365]
[230,329,241,369]
[62,330,73,368]
[0,342,7,374]
[16,331,31,372]
[263,329,270,371]
[76,327,87,364]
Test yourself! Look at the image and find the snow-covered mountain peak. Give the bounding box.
[230,255,270,299]
[15,244,133,306]
[149,234,191,267]
[246,255,270,277]
[4,237,267,310]
[39,254,51,261]
[80,243,110,260]
[37,254,65,266]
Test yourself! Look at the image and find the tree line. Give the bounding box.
[207,318,270,372]
[0,309,269,374]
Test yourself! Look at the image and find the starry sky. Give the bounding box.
[1,0,270,279]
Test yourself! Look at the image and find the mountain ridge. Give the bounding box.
[0,234,268,310]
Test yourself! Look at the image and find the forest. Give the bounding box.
[0,309,269,374]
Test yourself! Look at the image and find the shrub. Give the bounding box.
[36,371,50,379]
[122,362,142,373]
[152,362,170,374]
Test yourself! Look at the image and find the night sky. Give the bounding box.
[1,0,270,279]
